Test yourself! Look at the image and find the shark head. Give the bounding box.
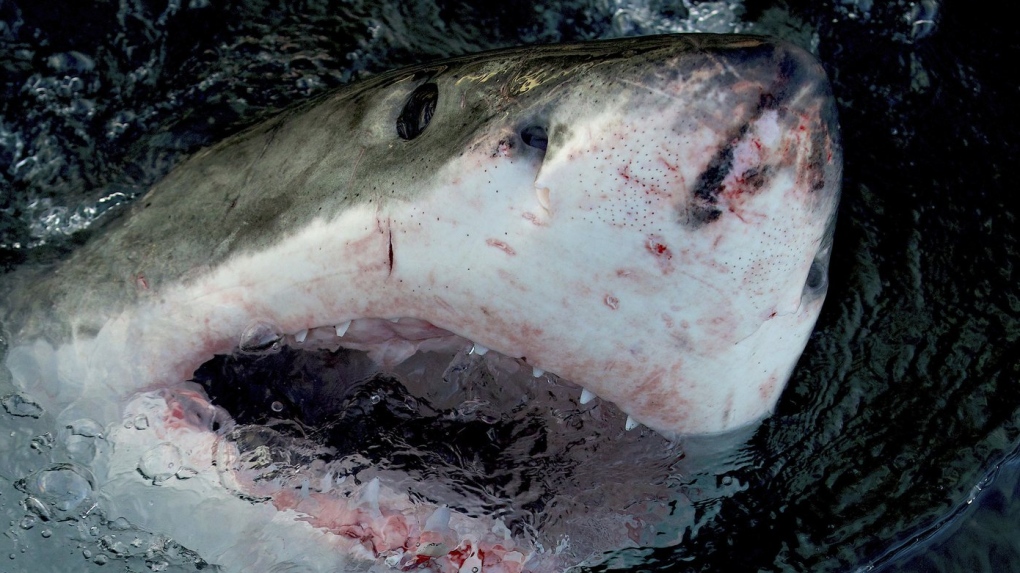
[1,34,840,571]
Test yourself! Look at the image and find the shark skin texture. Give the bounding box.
[0,34,840,572]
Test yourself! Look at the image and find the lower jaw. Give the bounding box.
[236,476,536,572]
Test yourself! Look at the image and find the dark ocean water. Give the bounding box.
[0,1,1017,572]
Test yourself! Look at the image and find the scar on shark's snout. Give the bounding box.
[486,238,516,256]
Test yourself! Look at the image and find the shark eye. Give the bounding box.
[397,82,438,140]
[804,259,827,295]
[520,125,548,150]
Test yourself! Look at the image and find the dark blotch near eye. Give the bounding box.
[743,166,769,191]
[682,139,735,227]
[520,125,548,150]
[397,82,438,140]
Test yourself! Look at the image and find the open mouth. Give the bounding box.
[142,317,684,572]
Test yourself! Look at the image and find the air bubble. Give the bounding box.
[62,421,104,464]
[239,321,283,355]
[15,464,95,521]
[138,443,184,485]
[1,394,43,418]
[30,433,54,451]
[108,517,131,531]
[66,419,104,438]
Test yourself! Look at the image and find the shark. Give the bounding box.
[0,34,840,572]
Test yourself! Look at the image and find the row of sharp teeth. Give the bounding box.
[475,343,641,432]
[292,321,352,344]
[471,342,641,432]
[288,321,642,432]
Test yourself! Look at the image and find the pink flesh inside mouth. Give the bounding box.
[138,315,670,572]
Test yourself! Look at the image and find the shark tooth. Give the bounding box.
[335,321,351,337]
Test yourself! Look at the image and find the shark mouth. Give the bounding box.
[124,316,684,572]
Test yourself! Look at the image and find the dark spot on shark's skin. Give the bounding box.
[492,137,515,157]
[771,50,800,103]
[693,141,735,204]
[683,130,743,227]
[730,43,804,112]
[806,131,830,192]
[742,166,770,191]
[77,324,101,338]
[549,122,572,151]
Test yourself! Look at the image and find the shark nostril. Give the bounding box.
[396,83,438,141]
[520,125,548,151]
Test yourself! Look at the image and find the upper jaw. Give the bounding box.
[2,35,840,441]
[47,168,825,439]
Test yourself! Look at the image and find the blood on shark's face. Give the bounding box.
[1,34,840,571]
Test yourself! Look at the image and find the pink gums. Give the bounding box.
[156,387,539,573]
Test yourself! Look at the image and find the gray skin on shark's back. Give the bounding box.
[3,34,839,441]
